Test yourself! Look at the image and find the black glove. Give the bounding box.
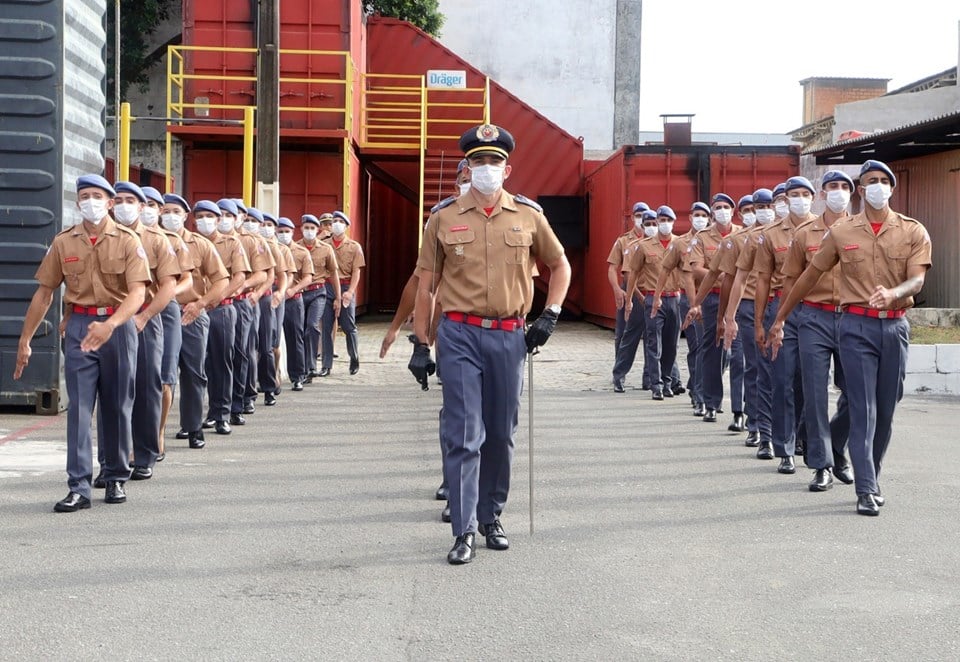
[407,335,436,390]
[525,308,559,354]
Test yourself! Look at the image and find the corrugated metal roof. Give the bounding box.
[806,110,960,158]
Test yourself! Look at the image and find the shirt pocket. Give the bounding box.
[443,230,476,265]
[884,244,911,261]
[504,231,533,265]
[99,257,129,292]
[838,249,864,277]
[62,258,86,276]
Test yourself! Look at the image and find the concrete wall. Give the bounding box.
[905,344,960,395]
[833,86,960,138]
[437,0,621,150]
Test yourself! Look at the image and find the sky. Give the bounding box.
[639,0,960,133]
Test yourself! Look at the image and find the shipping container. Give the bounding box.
[582,145,799,327]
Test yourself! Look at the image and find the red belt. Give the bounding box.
[291,293,302,300]
[445,312,524,332]
[340,279,351,286]
[138,303,150,313]
[218,298,234,307]
[234,292,250,301]
[804,301,843,314]
[772,289,783,297]
[709,288,721,295]
[72,305,115,316]
[844,305,907,319]
[262,289,272,298]
[304,282,325,292]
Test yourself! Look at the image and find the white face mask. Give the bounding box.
[864,183,892,210]
[242,220,260,234]
[277,231,293,245]
[633,216,644,231]
[788,196,812,217]
[217,218,235,234]
[113,202,140,225]
[642,225,657,238]
[691,216,709,232]
[331,221,347,236]
[259,225,275,240]
[140,207,159,226]
[196,217,217,236]
[774,200,790,219]
[302,229,318,241]
[741,212,756,228]
[234,216,244,230]
[658,221,674,235]
[161,213,184,233]
[469,164,505,195]
[713,208,732,225]
[755,209,775,225]
[825,189,851,213]
[459,183,471,196]
[79,198,109,224]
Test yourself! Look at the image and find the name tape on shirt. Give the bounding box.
[64,256,79,263]
[843,244,859,251]
[451,225,469,232]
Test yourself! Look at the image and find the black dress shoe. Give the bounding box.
[273,387,282,396]
[728,412,746,432]
[651,388,664,401]
[447,533,476,565]
[795,440,806,456]
[202,418,216,429]
[229,413,246,426]
[874,491,885,507]
[292,380,304,392]
[130,466,153,481]
[175,429,190,440]
[54,492,91,513]
[756,441,774,460]
[264,392,277,406]
[189,431,206,449]
[302,375,314,385]
[703,408,718,422]
[156,452,165,462]
[93,471,106,489]
[478,519,509,550]
[662,388,674,398]
[349,358,360,375]
[435,484,449,501]
[242,403,255,415]
[809,468,833,491]
[215,421,232,435]
[672,385,686,395]
[857,494,880,516]
[777,457,796,474]
[744,431,760,447]
[693,402,706,417]
[319,367,331,377]
[441,503,451,523]
[612,378,625,394]
[104,481,127,504]
[833,464,855,485]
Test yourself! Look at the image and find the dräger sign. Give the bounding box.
[426,70,467,89]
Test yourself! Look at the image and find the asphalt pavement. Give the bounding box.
[1,319,958,660]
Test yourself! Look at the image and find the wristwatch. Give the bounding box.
[546,304,562,315]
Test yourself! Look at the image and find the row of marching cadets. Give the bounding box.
[608,159,932,516]
[14,175,365,512]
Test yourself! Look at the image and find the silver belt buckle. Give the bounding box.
[834,306,843,314]
[96,307,109,315]
[878,310,889,319]
[481,318,494,329]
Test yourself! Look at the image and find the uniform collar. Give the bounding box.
[457,190,513,214]
[73,215,121,238]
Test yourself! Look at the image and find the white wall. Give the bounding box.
[437,0,618,150]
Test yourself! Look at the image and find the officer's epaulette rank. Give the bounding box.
[514,194,542,212]
[431,196,457,213]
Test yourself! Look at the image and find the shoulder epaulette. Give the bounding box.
[116,224,139,239]
[897,213,921,224]
[514,194,542,212]
[431,196,457,213]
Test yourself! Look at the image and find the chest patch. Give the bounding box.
[454,245,464,257]
[64,256,80,263]
[775,246,788,253]
[451,225,469,232]
[807,245,819,252]
[843,244,859,251]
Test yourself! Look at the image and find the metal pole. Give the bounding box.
[528,352,535,536]
[242,106,255,205]
[114,0,121,161]
[255,0,280,214]
[118,102,131,181]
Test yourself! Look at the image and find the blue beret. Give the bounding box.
[232,198,248,213]
[262,211,277,224]
[245,207,264,223]
[460,124,515,160]
[656,205,676,220]
[632,202,650,214]
[141,186,164,206]
[711,193,735,208]
[456,159,468,174]
[332,210,351,226]
[76,174,115,197]
[737,195,754,209]
[785,176,815,195]
[216,198,238,216]
[641,210,658,221]
[752,188,773,204]
[821,170,855,190]
[193,200,222,216]
[691,201,711,215]
[772,182,787,198]
[113,181,147,202]
[301,214,320,227]
[277,216,295,229]
[859,160,896,188]
[163,193,190,212]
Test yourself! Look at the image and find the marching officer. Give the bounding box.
[298,214,341,380]
[409,124,571,564]
[252,210,287,406]
[768,160,932,515]
[609,202,649,393]
[267,215,296,391]
[322,211,365,375]
[277,217,315,390]
[15,175,150,511]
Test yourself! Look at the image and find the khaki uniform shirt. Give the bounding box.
[263,238,285,289]
[627,234,679,292]
[754,214,815,292]
[607,229,646,277]
[178,229,229,304]
[327,236,366,282]
[35,216,151,306]
[298,239,338,284]
[162,228,194,276]
[683,225,737,279]
[782,215,846,306]
[132,223,181,301]
[211,232,251,279]
[234,229,275,277]
[718,225,762,300]
[417,190,565,318]
[810,210,932,309]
